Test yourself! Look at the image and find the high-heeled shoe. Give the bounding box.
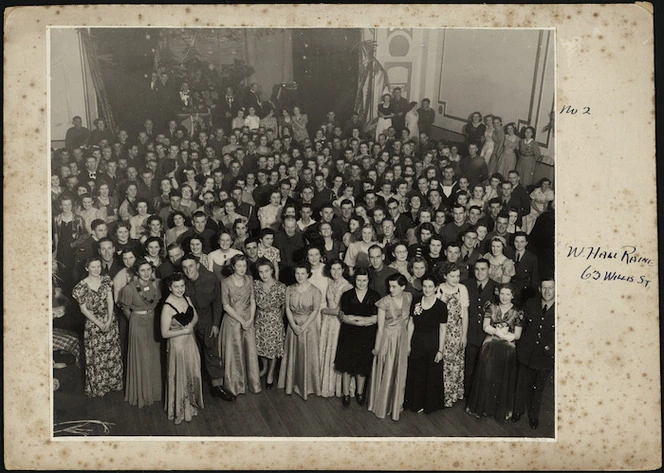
[342,395,351,407]
[355,391,366,406]
[266,378,274,389]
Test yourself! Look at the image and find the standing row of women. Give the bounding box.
[465,111,542,187]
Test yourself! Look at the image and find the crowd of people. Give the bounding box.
[51,83,555,431]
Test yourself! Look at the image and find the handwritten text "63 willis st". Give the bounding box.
[567,245,654,288]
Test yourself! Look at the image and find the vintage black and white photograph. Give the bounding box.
[50,26,556,438]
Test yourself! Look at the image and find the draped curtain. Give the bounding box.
[79,29,118,134]
[353,31,390,134]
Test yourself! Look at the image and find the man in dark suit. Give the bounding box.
[98,237,122,279]
[231,186,260,233]
[462,258,498,399]
[391,87,410,134]
[511,232,540,307]
[181,254,236,402]
[508,170,532,209]
[243,83,263,117]
[216,87,239,133]
[499,180,529,227]
[459,227,482,275]
[513,279,555,429]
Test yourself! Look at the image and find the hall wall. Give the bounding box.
[367,28,555,154]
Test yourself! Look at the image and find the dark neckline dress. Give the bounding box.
[404,296,448,413]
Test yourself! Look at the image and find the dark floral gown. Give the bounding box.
[254,279,287,359]
[72,276,123,397]
[436,287,465,407]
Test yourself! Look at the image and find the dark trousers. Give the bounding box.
[464,343,482,399]
[195,320,224,387]
[514,362,552,421]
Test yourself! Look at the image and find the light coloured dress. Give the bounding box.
[118,280,162,408]
[436,284,470,407]
[254,279,287,358]
[368,292,412,421]
[319,277,353,397]
[480,126,495,164]
[164,298,204,424]
[522,188,555,234]
[291,114,310,143]
[278,283,323,399]
[71,276,123,398]
[484,254,517,284]
[220,275,262,396]
[496,135,520,179]
[516,138,541,186]
[405,109,419,143]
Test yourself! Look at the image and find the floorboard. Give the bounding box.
[53,365,555,438]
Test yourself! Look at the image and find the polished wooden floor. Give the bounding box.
[53,358,554,438]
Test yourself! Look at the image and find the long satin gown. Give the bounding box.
[466,303,524,422]
[368,292,412,421]
[278,283,323,400]
[165,300,204,424]
[219,275,261,396]
[319,277,353,397]
[480,127,495,165]
[118,281,162,408]
[496,136,519,179]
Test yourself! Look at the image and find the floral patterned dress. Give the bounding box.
[257,244,281,269]
[436,285,468,407]
[72,276,123,397]
[254,279,287,358]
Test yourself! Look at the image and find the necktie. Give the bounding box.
[102,264,109,275]
[90,172,96,179]
[463,253,469,262]
[515,253,521,263]
[543,303,549,312]
[478,282,483,292]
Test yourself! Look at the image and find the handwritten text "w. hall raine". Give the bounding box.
[567,246,654,288]
[566,246,653,266]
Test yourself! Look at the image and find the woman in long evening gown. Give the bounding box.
[71,257,124,398]
[291,106,310,143]
[161,273,203,424]
[496,123,520,179]
[466,284,523,422]
[405,102,420,143]
[319,259,353,398]
[375,94,394,140]
[278,263,323,400]
[487,117,505,176]
[405,274,447,414]
[480,115,495,165]
[335,267,379,407]
[118,258,162,408]
[219,254,261,396]
[435,262,469,408]
[254,257,286,388]
[53,195,85,293]
[368,273,412,421]
[516,126,541,187]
